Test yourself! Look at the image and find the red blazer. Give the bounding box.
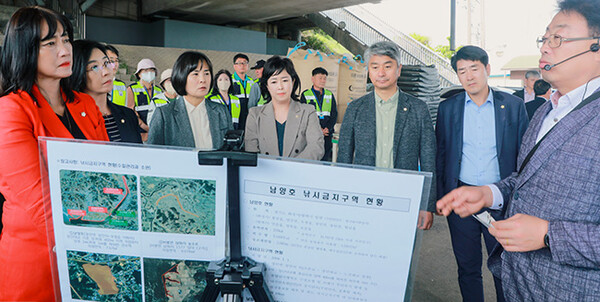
[0,86,108,301]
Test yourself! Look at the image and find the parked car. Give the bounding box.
[440,85,518,100]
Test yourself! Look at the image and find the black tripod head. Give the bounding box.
[220,130,245,152]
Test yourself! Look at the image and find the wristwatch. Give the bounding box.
[544,233,550,248]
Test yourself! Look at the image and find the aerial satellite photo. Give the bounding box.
[67,250,142,301]
[60,170,138,230]
[140,176,216,235]
[143,257,209,301]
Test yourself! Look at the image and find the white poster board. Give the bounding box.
[41,139,430,301]
[240,158,428,301]
[42,138,227,301]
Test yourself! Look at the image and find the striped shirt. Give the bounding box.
[103,114,122,142]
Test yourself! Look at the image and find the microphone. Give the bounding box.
[544,43,600,71]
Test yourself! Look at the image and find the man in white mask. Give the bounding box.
[148,69,177,126]
[126,58,164,140]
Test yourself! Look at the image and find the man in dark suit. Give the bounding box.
[338,41,436,230]
[525,79,551,119]
[436,46,529,302]
[513,70,541,102]
[438,1,600,300]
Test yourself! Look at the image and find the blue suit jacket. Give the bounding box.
[435,89,529,199]
[488,89,600,301]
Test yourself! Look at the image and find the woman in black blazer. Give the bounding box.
[69,39,142,143]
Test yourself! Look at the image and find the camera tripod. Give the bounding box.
[197,134,274,302]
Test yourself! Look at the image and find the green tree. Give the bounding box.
[301,29,350,55]
[410,33,460,59]
[302,34,329,53]
[410,33,432,48]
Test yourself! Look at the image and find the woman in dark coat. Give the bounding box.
[69,39,142,143]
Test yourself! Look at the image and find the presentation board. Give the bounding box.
[40,138,431,301]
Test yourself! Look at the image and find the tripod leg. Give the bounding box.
[222,293,242,302]
[245,262,275,302]
[247,278,274,302]
[199,277,221,302]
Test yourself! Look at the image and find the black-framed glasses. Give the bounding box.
[87,60,115,74]
[537,34,600,48]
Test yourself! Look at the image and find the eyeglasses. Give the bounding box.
[536,34,600,48]
[87,60,115,74]
[234,62,248,66]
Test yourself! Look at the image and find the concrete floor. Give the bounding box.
[411,217,498,302]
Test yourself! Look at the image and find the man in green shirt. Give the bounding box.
[337,41,437,230]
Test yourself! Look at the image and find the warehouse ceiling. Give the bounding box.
[140,0,380,26]
[0,0,380,39]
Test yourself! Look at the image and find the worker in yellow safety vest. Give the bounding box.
[105,44,127,106]
[248,59,266,108]
[231,53,254,130]
[208,69,240,129]
[147,68,178,126]
[126,58,163,139]
[251,59,265,83]
[300,67,338,161]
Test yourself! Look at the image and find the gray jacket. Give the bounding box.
[488,91,600,301]
[147,95,233,149]
[337,88,437,211]
[245,100,324,161]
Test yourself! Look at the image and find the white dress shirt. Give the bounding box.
[489,77,600,209]
[184,97,212,149]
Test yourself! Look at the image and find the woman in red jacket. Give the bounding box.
[0,7,108,300]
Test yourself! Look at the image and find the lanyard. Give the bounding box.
[311,88,324,111]
[518,89,600,175]
[215,94,232,110]
[222,95,231,108]
[144,86,153,98]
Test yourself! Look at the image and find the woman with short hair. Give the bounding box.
[147,51,232,148]
[245,56,324,160]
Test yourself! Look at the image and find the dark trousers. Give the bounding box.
[447,181,505,302]
[321,135,332,161]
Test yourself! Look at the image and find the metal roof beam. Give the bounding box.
[80,0,99,12]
